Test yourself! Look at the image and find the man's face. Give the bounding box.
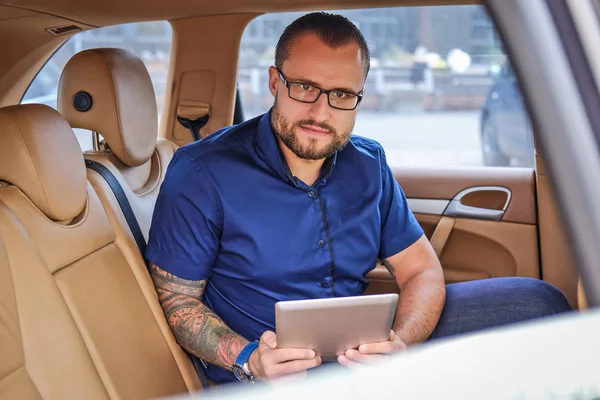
[268,33,366,161]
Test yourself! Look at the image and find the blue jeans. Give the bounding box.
[427,277,573,340]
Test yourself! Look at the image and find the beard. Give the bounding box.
[270,102,354,161]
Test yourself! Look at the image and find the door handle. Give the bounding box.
[443,186,511,221]
[445,202,505,220]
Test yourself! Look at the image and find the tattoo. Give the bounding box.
[149,263,249,370]
[218,334,245,366]
[149,264,206,299]
[380,259,397,280]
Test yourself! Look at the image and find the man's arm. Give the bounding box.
[151,263,322,379]
[381,234,446,345]
[340,235,445,366]
[150,263,249,370]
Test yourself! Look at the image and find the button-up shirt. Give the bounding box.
[146,108,424,384]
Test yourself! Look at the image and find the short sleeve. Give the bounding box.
[378,148,424,259]
[146,150,222,280]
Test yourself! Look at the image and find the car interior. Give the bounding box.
[0,0,592,398]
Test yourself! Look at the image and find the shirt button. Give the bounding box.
[308,191,316,198]
[317,240,325,247]
[321,280,329,288]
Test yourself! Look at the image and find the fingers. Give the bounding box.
[358,339,396,355]
[261,331,318,363]
[340,330,406,368]
[337,354,362,368]
[358,331,406,355]
[338,330,408,369]
[264,356,322,379]
[270,347,317,363]
[344,349,385,365]
[255,331,322,381]
[261,331,277,348]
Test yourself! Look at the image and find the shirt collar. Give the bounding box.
[255,108,338,186]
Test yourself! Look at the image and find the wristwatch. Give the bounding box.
[232,341,259,383]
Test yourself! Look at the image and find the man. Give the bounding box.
[146,12,572,385]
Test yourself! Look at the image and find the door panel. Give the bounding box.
[393,166,536,224]
[365,166,539,295]
[440,218,538,281]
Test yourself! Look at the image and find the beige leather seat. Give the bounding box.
[0,104,201,399]
[57,47,177,241]
[0,208,109,399]
[56,47,203,392]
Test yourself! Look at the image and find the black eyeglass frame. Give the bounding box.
[275,67,364,111]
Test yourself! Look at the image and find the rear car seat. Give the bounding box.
[0,104,201,399]
[56,47,207,388]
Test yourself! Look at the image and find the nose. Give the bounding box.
[307,92,330,122]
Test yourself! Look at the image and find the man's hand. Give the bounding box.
[337,330,406,367]
[248,331,322,381]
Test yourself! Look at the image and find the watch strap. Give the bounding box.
[234,341,259,370]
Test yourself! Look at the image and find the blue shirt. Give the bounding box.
[145,109,424,384]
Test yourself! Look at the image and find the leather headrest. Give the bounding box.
[57,48,158,167]
[0,104,87,221]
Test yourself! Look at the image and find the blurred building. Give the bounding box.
[238,5,501,67]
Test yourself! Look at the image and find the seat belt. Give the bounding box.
[429,216,455,258]
[177,114,209,141]
[85,160,147,257]
[85,159,212,389]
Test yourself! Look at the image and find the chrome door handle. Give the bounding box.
[443,186,511,221]
[444,202,505,220]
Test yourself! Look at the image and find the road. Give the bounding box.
[353,111,483,168]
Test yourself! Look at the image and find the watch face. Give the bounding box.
[232,365,249,383]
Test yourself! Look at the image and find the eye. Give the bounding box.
[299,84,313,92]
[332,91,348,99]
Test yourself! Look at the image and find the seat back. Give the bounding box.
[57,49,201,389]
[58,47,177,240]
[0,201,111,400]
[0,104,199,399]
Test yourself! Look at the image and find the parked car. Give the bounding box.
[480,61,535,167]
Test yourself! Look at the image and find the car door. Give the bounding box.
[365,165,540,296]
[487,0,600,307]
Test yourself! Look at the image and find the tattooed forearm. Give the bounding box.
[380,259,397,280]
[149,263,249,370]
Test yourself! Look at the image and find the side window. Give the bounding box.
[237,6,534,168]
[20,21,172,151]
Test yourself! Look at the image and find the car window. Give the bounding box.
[237,6,535,168]
[20,21,172,151]
[500,61,515,79]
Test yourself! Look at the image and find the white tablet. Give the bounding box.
[275,293,398,362]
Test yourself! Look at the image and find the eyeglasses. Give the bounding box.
[276,67,363,111]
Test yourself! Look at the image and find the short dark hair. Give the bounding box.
[275,12,371,77]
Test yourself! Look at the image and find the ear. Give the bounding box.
[268,66,279,97]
